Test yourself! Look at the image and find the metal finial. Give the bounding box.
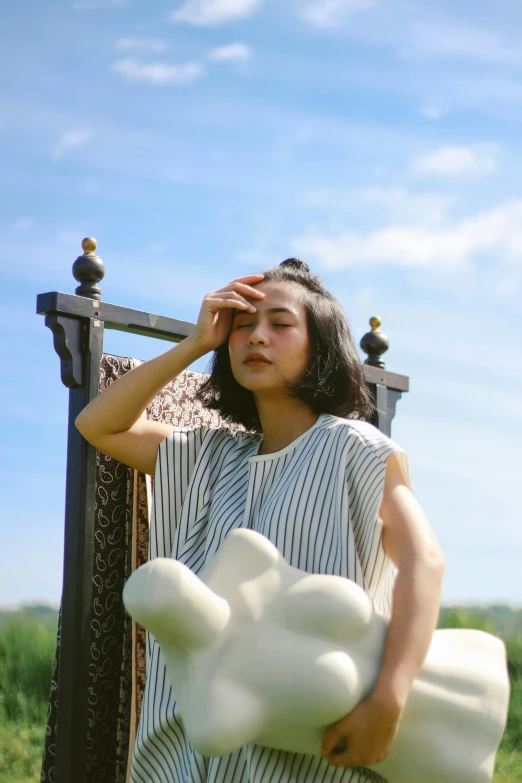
[72,237,105,300]
[360,315,389,368]
[81,237,97,254]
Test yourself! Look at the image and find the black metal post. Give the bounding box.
[57,318,104,781]
[40,239,106,783]
[360,316,409,435]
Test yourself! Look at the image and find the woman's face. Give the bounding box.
[228,279,311,395]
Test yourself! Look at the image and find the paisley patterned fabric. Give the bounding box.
[41,353,246,783]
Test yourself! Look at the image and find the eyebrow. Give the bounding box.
[234,307,296,318]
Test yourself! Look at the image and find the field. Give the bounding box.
[0,604,521,782]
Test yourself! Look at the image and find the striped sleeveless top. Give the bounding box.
[130,412,412,783]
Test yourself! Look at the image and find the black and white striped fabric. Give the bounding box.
[130,412,412,783]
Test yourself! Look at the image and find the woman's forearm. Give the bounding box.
[75,335,207,436]
[371,556,445,708]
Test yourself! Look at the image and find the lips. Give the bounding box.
[244,354,271,363]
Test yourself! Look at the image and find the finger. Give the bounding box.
[230,281,266,298]
[332,738,348,755]
[206,293,257,312]
[321,732,345,757]
[227,274,265,285]
[325,747,386,769]
[324,738,364,770]
[325,750,359,769]
[222,291,259,311]
[219,281,265,300]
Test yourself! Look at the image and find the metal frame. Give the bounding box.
[36,239,409,783]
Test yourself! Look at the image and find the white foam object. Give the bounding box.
[123,528,510,783]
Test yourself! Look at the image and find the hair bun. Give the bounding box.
[279,257,310,273]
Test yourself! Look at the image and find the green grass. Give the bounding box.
[0,612,56,725]
[494,746,522,783]
[0,721,45,783]
[0,610,55,781]
[0,604,521,781]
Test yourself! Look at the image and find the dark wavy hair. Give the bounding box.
[195,258,375,433]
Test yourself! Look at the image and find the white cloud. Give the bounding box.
[297,0,375,28]
[169,0,262,26]
[52,129,93,161]
[113,59,204,85]
[207,42,251,62]
[297,186,458,226]
[291,199,522,271]
[411,144,499,178]
[116,37,168,52]
[403,23,522,66]
[360,187,458,226]
[497,273,520,296]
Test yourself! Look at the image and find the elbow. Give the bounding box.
[400,547,446,574]
[433,545,446,570]
[75,413,96,440]
[426,548,446,574]
[75,413,88,433]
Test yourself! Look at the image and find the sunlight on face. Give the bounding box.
[228,280,311,396]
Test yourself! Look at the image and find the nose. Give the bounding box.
[248,332,269,346]
[247,321,270,345]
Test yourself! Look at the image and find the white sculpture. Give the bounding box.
[123,527,510,783]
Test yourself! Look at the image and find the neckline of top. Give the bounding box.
[248,412,330,463]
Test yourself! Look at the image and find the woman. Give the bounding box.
[76,258,446,783]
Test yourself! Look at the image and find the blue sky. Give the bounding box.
[2,0,521,608]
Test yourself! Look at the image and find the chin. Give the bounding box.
[234,368,277,390]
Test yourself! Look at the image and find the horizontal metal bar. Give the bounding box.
[364,363,409,393]
[36,291,195,343]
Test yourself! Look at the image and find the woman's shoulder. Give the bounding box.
[321,414,403,457]
[321,413,382,438]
